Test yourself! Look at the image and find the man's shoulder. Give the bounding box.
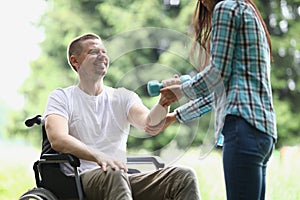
[104,86,136,96]
[51,85,75,93]
[49,85,76,99]
[104,86,141,106]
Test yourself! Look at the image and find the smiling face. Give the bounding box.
[71,38,110,80]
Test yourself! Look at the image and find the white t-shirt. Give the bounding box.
[43,85,142,174]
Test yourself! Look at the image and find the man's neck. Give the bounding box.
[78,79,104,96]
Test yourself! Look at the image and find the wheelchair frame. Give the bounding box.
[19,115,165,200]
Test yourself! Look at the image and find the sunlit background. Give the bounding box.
[0,0,46,110]
[0,0,300,199]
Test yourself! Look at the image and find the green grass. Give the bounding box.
[0,162,35,200]
[1,144,300,200]
[0,142,37,200]
[265,150,300,200]
[174,148,300,200]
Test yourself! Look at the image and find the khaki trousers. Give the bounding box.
[81,166,201,200]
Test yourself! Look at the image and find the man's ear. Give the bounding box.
[70,55,80,71]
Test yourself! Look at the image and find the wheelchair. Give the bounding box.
[19,115,165,200]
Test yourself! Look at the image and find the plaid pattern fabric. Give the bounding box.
[177,0,277,139]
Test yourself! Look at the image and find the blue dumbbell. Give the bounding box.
[147,75,191,97]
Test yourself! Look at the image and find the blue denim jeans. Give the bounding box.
[222,115,274,200]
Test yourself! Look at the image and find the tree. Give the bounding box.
[262,0,300,146]
[5,0,300,155]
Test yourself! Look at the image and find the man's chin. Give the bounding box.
[97,70,107,77]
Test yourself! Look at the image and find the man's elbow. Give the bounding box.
[46,130,67,152]
[146,116,164,127]
[48,138,66,153]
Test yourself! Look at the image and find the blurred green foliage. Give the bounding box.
[4,0,300,154]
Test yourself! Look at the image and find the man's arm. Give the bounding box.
[127,97,169,135]
[45,114,127,172]
[144,111,177,135]
[145,94,214,134]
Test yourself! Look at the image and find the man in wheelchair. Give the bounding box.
[39,33,200,200]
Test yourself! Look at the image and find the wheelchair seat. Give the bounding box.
[19,115,165,200]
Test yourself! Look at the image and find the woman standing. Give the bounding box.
[159,1,277,199]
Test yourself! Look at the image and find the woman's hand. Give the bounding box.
[161,74,181,87]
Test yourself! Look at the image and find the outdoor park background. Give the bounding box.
[1,0,300,199]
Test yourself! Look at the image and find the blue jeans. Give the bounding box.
[222,115,274,200]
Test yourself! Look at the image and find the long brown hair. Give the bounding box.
[191,0,273,70]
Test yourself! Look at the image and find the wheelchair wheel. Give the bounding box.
[19,187,58,200]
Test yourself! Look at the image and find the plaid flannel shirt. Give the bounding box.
[176,0,277,140]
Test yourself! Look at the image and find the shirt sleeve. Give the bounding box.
[43,88,69,120]
[175,93,213,123]
[181,1,238,100]
[114,87,144,118]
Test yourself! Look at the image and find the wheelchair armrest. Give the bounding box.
[41,153,80,168]
[127,156,165,170]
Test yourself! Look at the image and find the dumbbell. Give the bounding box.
[147,75,191,97]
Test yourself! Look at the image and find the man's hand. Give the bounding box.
[160,85,184,107]
[94,152,128,172]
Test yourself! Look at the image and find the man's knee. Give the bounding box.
[169,166,198,181]
[105,168,129,184]
[164,166,201,199]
